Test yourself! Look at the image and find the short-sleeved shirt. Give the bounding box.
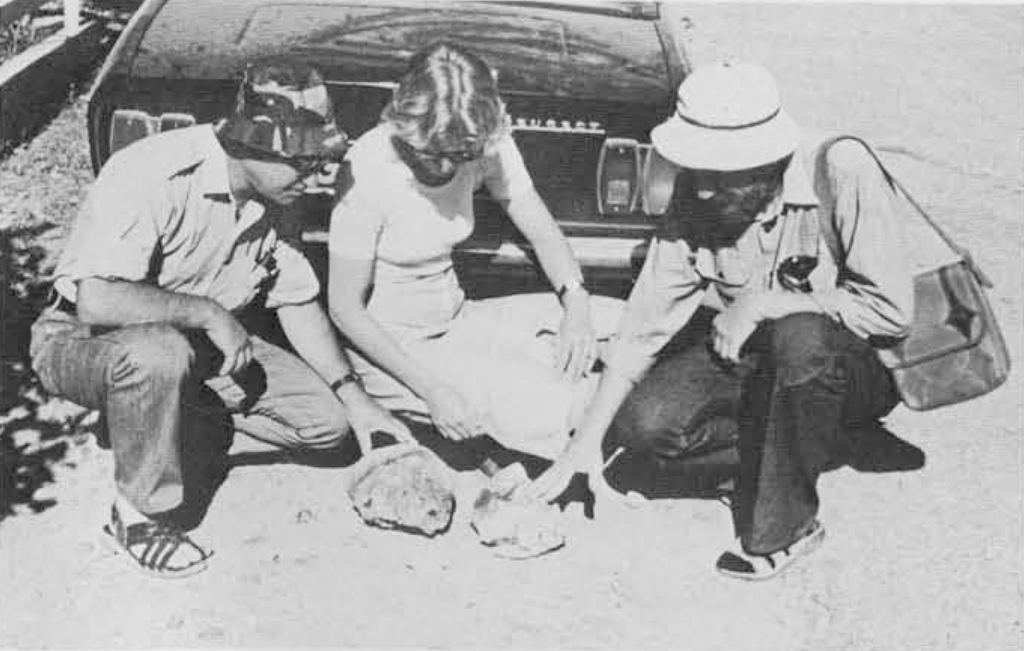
[54,125,319,312]
[329,123,534,338]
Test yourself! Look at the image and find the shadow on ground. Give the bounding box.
[0,222,87,520]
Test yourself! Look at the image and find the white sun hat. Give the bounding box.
[650,61,800,171]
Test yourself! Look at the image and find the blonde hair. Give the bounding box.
[382,42,510,152]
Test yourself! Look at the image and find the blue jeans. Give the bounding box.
[30,307,352,516]
[607,309,899,554]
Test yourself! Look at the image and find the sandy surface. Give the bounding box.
[1,4,1022,650]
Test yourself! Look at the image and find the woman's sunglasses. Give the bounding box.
[398,138,485,164]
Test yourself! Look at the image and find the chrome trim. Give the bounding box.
[301,231,649,268]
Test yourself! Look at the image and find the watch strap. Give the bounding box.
[329,371,361,392]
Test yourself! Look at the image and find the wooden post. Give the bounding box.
[63,0,79,35]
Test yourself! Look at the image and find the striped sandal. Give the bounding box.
[715,521,825,581]
[102,505,212,579]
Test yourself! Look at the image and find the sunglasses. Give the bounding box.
[283,156,333,176]
[399,138,485,164]
[226,140,334,176]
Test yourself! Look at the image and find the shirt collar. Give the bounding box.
[195,126,267,222]
[196,127,233,201]
[780,153,818,208]
[162,125,232,201]
[756,152,819,226]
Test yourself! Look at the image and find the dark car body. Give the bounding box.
[87,0,689,298]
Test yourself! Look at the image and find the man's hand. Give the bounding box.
[424,383,492,442]
[526,436,604,503]
[556,290,599,381]
[711,295,764,364]
[204,306,253,375]
[341,388,414,456]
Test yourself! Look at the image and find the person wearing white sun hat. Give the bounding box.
[530,61,923,580]
[650,61,802,172]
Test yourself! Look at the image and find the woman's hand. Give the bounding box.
[556,289,599,381]
[424,383,491,442]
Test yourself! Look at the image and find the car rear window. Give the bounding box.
[135,1,671,99]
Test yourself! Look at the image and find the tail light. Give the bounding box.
[596,138,678,216]
[640,146,677,216]
[109,109,196,156]
[596,138,641,214]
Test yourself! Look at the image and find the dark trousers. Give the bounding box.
[607,309,900,554]
[30,307,353,516]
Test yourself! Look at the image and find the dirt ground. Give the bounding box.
[1,4,1022,650]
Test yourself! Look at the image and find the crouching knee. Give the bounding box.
[770,314,839,387]
[112,324,195,386]
[610,398,696,463]
[292,405,353,450]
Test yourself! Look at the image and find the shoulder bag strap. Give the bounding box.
[822,135,992,288]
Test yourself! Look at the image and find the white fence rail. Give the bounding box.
[1,0,49,30]
[1,0,79,32]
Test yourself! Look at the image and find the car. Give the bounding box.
[87,0,690,298]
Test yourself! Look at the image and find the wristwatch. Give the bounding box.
[329,371,362,393]
[556,277,588,305]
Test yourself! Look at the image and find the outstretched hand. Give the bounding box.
[424,383,494,442]
[345,392,415,456]
[526,444,634,519]
[526,437,605,503]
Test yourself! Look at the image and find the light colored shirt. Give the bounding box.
[605,137,915,382]
[329,123,534,339]
[54,125,319,312]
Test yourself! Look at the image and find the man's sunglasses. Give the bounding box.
[227,141,334,176]
[284,156,334,176]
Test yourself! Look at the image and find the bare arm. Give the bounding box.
[276,300,358,387]
[327,253,483,441]
[503,187,584,296]
[278,299,412,449]
[326,255,437,401]
[503,186,596,379]
[76,277,221,329]
[76,277,251,375]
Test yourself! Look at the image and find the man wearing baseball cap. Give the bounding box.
[30,62,411,579]
[531,62,921,579]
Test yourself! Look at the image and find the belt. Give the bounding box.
[48,289,77,316]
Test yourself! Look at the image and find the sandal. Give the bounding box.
[715,521,825,581]
[102,505,212,579]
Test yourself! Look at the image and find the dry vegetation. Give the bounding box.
[1,95,96,518]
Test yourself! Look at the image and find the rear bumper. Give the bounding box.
[299,230,650,299]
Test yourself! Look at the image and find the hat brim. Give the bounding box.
[650,109,800,171]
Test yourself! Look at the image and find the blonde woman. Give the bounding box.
[328,42,621,459]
